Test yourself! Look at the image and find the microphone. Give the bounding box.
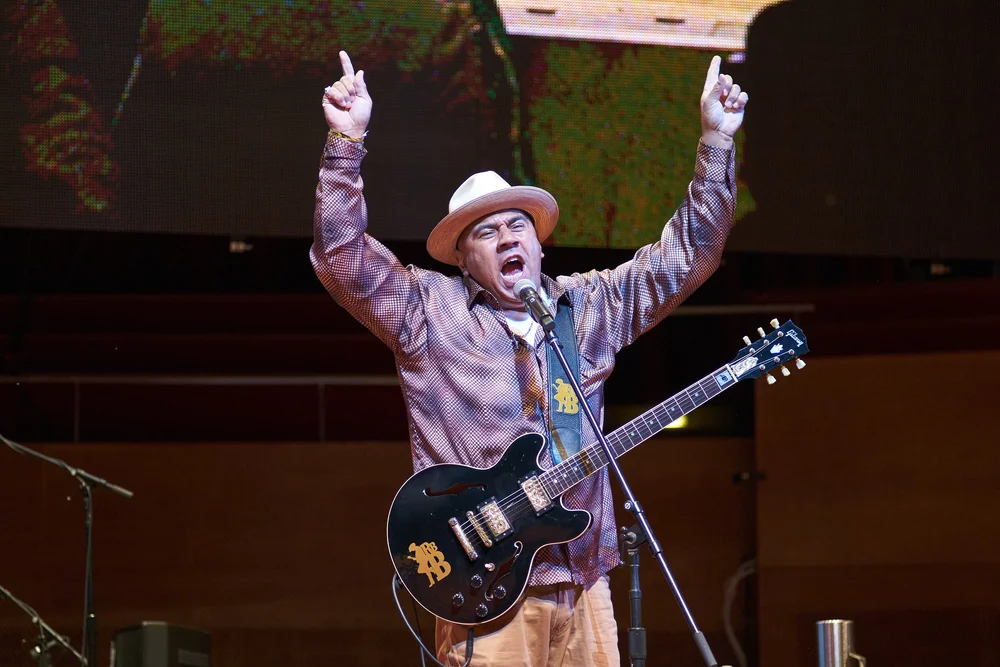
[513,279,555,332]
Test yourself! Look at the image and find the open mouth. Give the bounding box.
[500,256,525,287]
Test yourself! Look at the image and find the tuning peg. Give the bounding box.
[795,358,806,370]
[742,335,751,345]
[757,327,766,337]
[780,366,791,377]
[766,374,776,385]
[770,318,780,329]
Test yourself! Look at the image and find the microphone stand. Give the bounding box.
[1,432,134,667]
[619,523,648,667]
[0,583,89,666]
[537,315,720,667]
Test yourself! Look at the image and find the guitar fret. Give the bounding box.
[592,446,609,468]
[567,461,582,484]
[643,410,665,433]
[632,416,655,440]
[652,404,671,427]
[664,399,684,424]
[699,376,722,398]
[608,432,628,457]
[601,434,617,456]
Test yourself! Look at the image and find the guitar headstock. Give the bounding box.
[728,319,810,384]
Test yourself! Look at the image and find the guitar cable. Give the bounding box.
[392,574,475,667]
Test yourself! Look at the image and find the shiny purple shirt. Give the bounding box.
[311,135,736,586]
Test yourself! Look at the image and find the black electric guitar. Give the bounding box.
[387,319,809,625]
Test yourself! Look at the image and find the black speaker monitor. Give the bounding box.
[111,622,211,667]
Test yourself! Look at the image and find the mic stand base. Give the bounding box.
[0,583,88,666]
[542,326,719,667]
[620,523,647,667]
[36,623,53,667]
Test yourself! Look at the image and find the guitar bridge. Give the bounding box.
[448,517,478,562]
[477,498,512,540]
[520,476,553,514]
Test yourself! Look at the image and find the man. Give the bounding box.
[313,50,748,667]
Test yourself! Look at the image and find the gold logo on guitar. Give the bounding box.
[552,379,579,414]
[408,541,452,587]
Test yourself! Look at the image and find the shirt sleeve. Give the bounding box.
[572,139,737,354]
[309,134,423,354]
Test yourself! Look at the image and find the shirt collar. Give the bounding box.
[463,273,568,311]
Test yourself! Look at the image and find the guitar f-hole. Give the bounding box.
[486,541,522,600]
[423,482,486,497]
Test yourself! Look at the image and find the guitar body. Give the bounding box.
[386,433,591,625]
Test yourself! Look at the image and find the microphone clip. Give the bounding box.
[513,279,556,332]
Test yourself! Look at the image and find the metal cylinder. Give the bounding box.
[817,619,865,667]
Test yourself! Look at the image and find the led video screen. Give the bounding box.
[2,1,994,258]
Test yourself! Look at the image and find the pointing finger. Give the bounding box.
[339,50,355,78]
[703,55,722,93]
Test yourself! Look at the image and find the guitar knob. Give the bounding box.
[470,574,483,590]
[742,336,751,345]
[780,367,791,377]
[770,318,780,329]
[493,585,507,600]
[766,374,776,385]
[475,604,489,619]
[452,593,465,607]
[795,358,806,369]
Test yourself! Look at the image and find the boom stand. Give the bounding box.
[1,433,133,667]
[541,324,719,667]
[0,583,88,666]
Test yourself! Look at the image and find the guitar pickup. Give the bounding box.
[477,498,513,540]
[448,517,478,562]
[520,476,553,514]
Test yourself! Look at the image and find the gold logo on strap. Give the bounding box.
[552,378,579,414]
[408,541,452,587]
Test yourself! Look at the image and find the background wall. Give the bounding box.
[0,437,754,666]
[756,351,1000,667]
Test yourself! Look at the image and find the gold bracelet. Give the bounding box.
[329,128,367,143]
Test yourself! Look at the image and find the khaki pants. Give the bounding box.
[436,576,620,667]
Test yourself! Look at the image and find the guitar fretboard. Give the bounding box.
[538,364,738,498]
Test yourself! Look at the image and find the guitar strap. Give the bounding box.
[547,298,583,464]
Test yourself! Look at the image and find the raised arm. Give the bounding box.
[310,51,422,353]
[574,56,748,352]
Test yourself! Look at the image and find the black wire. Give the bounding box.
[391,574,474,667]
[411,595,427,667]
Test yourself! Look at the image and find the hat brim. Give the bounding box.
[427,186,559,266]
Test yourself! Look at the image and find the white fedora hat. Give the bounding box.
[426,171,559,266]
